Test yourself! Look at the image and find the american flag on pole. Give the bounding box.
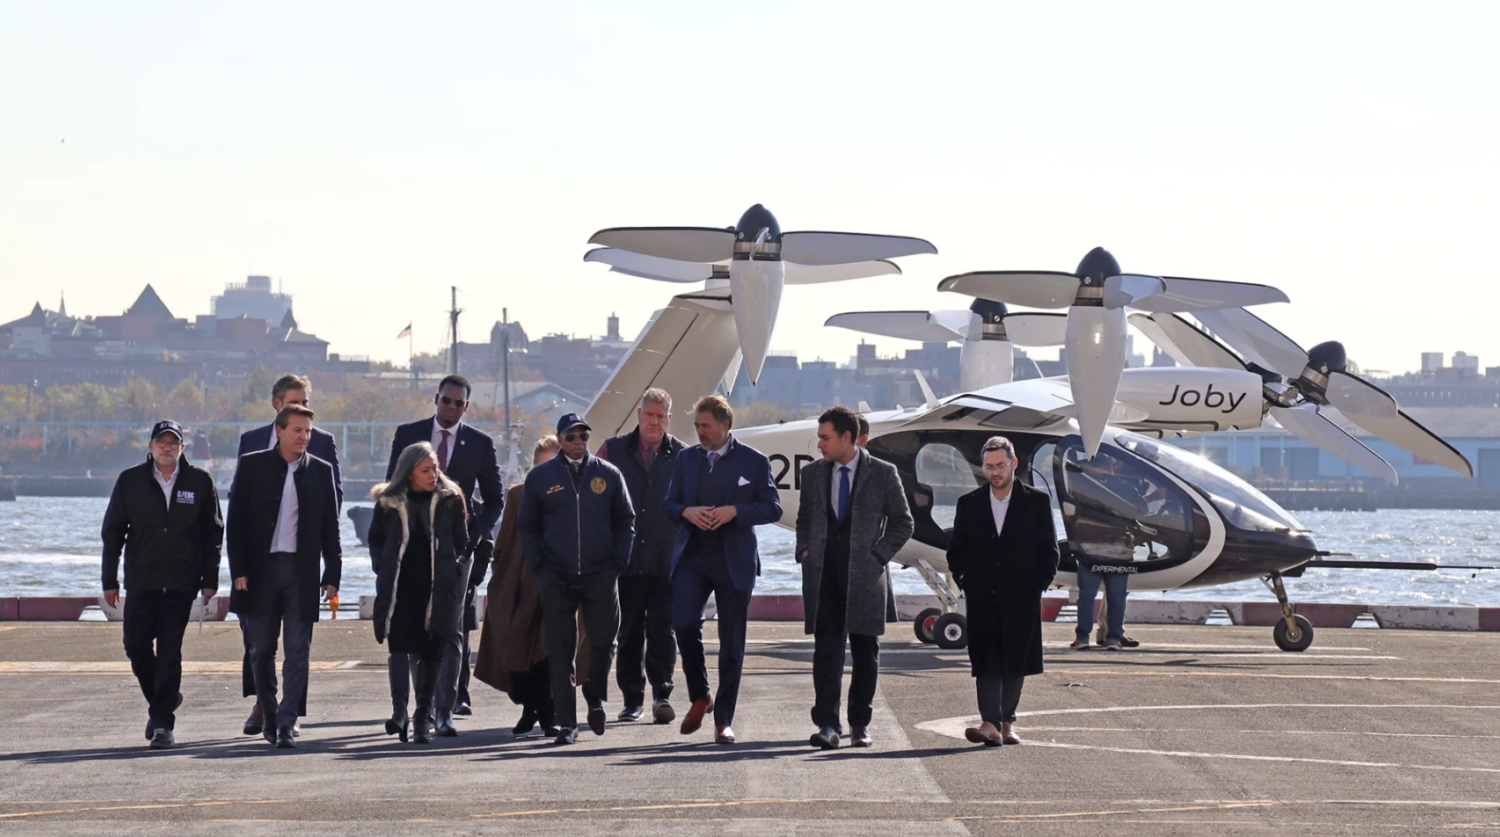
[396,323,412,340]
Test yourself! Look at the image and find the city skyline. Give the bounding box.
[3,3,1498,376]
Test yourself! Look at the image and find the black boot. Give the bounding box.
[412,707,432,744]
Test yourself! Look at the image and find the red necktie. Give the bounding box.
[438,430,451,471]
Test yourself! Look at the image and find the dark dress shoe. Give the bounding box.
[543,726,561,738]
[435,715,458,737]
[148,728,175,750]
[617,705,644,722]
[147,693,184,741]
[849,726,872,748]
[385,716,410,743]
[588,704,607,736]
[244,702,264,736]
[413,723,431,744]
[274,726,296,748]
[554,727,577,745]
[453,703,472,717]
[512,709,538,736]
[652,699,675,724]
[809,726,840,750]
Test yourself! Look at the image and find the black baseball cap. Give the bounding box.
[556,413,591,434]
[151,420,184,441]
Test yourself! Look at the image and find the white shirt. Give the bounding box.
[830,453,858,518]
[705,437,731,470]
[269,458,301,554]
[989,487,1013,537]
[152,460,179,507]
[264,424,278,451]
[432,418,461,464]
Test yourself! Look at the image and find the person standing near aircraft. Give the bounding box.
[946,436,1058,747]
[235,373,341,739]
[101,420,223,750]
[665,395,783,744]
[596,388,685,724]
[795,406,913,750]
[517,413,635,745]
[227,405,342,749]
[385,374,503,736]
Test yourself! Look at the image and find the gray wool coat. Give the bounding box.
[795,448,915,637]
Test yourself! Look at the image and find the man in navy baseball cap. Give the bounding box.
[151,420,185,442]
[557,413,591,435]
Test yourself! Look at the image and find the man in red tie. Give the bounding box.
[384,375,504,737]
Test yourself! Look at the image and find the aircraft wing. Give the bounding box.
[586,288,739,440]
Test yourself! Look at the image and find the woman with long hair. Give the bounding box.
[369,442,471,744]
[475,435,587,737]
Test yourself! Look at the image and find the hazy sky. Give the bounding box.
[3,2,1497,376]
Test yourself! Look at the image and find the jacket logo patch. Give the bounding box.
[175,490,196,505]
[546,484,565,495]
[590,477,607,494]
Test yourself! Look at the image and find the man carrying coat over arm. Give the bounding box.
[946,435,1058,747]
[796,406,913,750]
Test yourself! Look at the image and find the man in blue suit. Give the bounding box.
[234,373,341,738]
[664,394,782,744]
[384,374,504,735]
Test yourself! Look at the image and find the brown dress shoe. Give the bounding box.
[714,724,735,744]
[964,726,1002,747]
[1000,722,1021,745]
[680,697,714,735]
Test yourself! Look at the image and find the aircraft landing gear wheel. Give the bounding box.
[1273,614,1314,652]
[914,608,942,644]
[933,613,969,649]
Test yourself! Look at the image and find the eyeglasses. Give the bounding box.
[438,395,468,408]
[982,459,1015,473]
[564,431,590,442]
[154,439,182,449]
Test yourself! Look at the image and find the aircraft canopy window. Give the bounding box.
[1114,435,1303,533]
[1055,436,1200,570]
[915,442,982,529]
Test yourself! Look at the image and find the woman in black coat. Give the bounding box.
[368,442,471,743]
[945,436,1058,747]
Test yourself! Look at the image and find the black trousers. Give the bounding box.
[672,552,751,728]
[241,615,307,715]
[408,650,445,723]
[810,595,879,732]
[122,588,195,731]
[511,658,556,728]
[538,568,619,729]
[246,553,315,730]
[615,574,676,706]
[976,673,1026,725]
[388,635,460,723]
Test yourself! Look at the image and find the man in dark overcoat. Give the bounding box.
[945,435,1058,746]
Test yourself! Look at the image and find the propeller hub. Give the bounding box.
[1306,341,1347,374]
[732,204,783,261]
[1074,247,1122,282]
[969,298,1007,323]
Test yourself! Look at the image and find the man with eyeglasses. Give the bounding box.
[946,436,1058,747]
[102,420,224,750]
[518,413,635,744]
[385,374,503,736]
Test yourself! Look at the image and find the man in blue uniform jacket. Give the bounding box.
[664,394,782,744]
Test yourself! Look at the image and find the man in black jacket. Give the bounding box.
[518,412,635,744]
[101,420,224,750]
[227,405,342,749]
[597,388,684,724]
[384,374,502,734]
[235,372,341,737]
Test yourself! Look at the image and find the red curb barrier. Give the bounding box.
[1040,598,1068,622]
[1232,602,1287,626]
[1479,608,1500,632]
[746,595,804,621]
[17,597,95,621]
[1292,603,1367,629]
[0,598,18,620]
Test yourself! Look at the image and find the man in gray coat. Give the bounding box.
[795,406,914,750]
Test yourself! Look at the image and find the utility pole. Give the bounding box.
[448,286,462,376]
[502,307,512,443]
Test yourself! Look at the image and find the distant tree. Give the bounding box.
[737,401,796,428]
[165,379,206,422]
[242,365,280,406]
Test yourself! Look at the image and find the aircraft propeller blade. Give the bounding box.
[783,259,901,285]
[1131,276,1290,312]
[824,310,973,342]
[938,271,1081,310]
[1065,306,1129,458]
[779,231,937,266]
[583,248,719,283]
[1001,312,1068,347]
[1270,405,1398,484]
[1325,374,1474,477]
[1103,273,1166,309]
[1199,307,1310,379]
[1128,312,1247,370]
[588,226,737,263]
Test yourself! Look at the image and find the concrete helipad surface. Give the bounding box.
[2,620,1498,835]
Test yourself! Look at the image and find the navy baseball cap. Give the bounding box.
[556,413,591,434]
[151,420,184,441]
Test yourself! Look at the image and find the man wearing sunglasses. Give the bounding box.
[385,374,504,736]
[518,413,636,744]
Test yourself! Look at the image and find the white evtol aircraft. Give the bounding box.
[584,258,1475,654]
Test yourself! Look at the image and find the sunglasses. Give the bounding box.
[563,431,591,442]
[437,395,468,408]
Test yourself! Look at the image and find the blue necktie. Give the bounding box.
[837,465,851,523]
[708,451,720,471]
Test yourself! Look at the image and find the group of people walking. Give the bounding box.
[101,373,1068,752]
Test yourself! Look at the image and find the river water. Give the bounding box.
[3,497,1498,606]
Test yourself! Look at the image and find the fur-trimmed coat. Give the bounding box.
[368,476,471,645]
